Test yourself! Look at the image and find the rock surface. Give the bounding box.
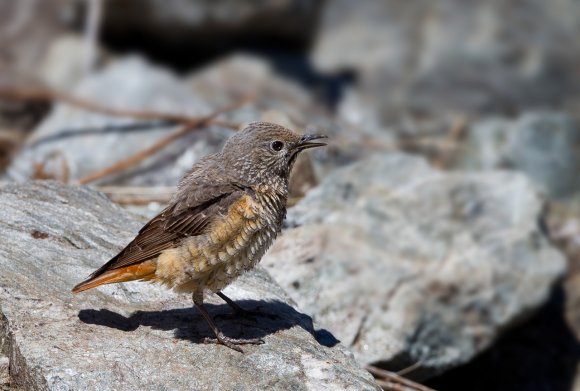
[0,1,78,78]
[262,153,566,378]
[313,0,580,119]
[0,181,379,391]
[455,112,580,199]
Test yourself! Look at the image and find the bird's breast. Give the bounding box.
[155,192,285,292]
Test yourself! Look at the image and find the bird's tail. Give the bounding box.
[71,260,157,293]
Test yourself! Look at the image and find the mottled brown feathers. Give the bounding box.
[72,186,246,291]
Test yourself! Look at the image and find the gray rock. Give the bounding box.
[0,356,8,387]
[262,153,566,378]
[0,181,379,391]
[313,0,580,119]
[0,1,78,79]
[38,34,110,92]
[456,112,580,199]
[6,57,233,186]
[511,113,580,199]
[454,117,515,171]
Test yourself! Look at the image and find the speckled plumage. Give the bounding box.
[72,121,326,351]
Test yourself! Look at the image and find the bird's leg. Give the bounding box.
[216,291,262,318]
[216,291,245,313]
[193,294,264,353]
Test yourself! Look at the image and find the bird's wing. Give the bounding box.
[88,182,247,279]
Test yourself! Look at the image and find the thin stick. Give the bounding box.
[83,0,103,73]
[76,98,250,185]
[98,185,174,205]
[107,196,172,206]
[96,186,175,195]
[432,116,467,169]
[0,87,211,124]
[28,119,241,148]
[396,361,423,377]
[366,365,436,391]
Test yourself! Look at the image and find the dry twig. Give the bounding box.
[76,98,250,185]
[0,87,242,130]
[366,365,437,391]
[432,116,467,169]
[97,186,174,205]
[32,151,70,183]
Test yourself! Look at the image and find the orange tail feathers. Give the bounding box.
[72,260,157,293]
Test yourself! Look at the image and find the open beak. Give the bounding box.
[294,134,328,151]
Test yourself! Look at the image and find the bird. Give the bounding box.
[72,121,327,352]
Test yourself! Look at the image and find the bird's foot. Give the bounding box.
[203,332,264,353]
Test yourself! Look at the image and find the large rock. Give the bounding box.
[6,57,232,186]
[0,1,78,78]
[0,181,379,390]
[262,153,566,378]
[313,0,580,120]
[455,112,580,199]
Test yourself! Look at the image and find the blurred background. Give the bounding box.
[1,1,580,390]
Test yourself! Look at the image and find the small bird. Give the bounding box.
[72,122,326,351]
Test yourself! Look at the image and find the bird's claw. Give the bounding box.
[203,333,265,353]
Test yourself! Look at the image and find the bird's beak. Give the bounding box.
[294,134,328,151]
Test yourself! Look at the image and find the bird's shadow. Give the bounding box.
[78,299,339,348]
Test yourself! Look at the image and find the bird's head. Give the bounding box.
[222,122,327,186]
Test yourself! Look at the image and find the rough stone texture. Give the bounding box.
[455,112,580,199]
[0,181,379,391]
[262,153,566,379]
[0,356,9,388]
[6,57,233,186]
[313,0,580,120]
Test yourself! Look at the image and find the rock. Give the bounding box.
[511,113,580,199]
[313,0,580,120]
[38,34,110,92]
[262,153,566,378]
[6,57,233,186]
[454,117,514,171]
[0,356,8,387]
[0,1,79,79]
[0,181,379,390]
[455,112,580,199]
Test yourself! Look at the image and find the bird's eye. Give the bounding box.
[271,140,284,151]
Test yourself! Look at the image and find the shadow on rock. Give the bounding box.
[78,299,339,348]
